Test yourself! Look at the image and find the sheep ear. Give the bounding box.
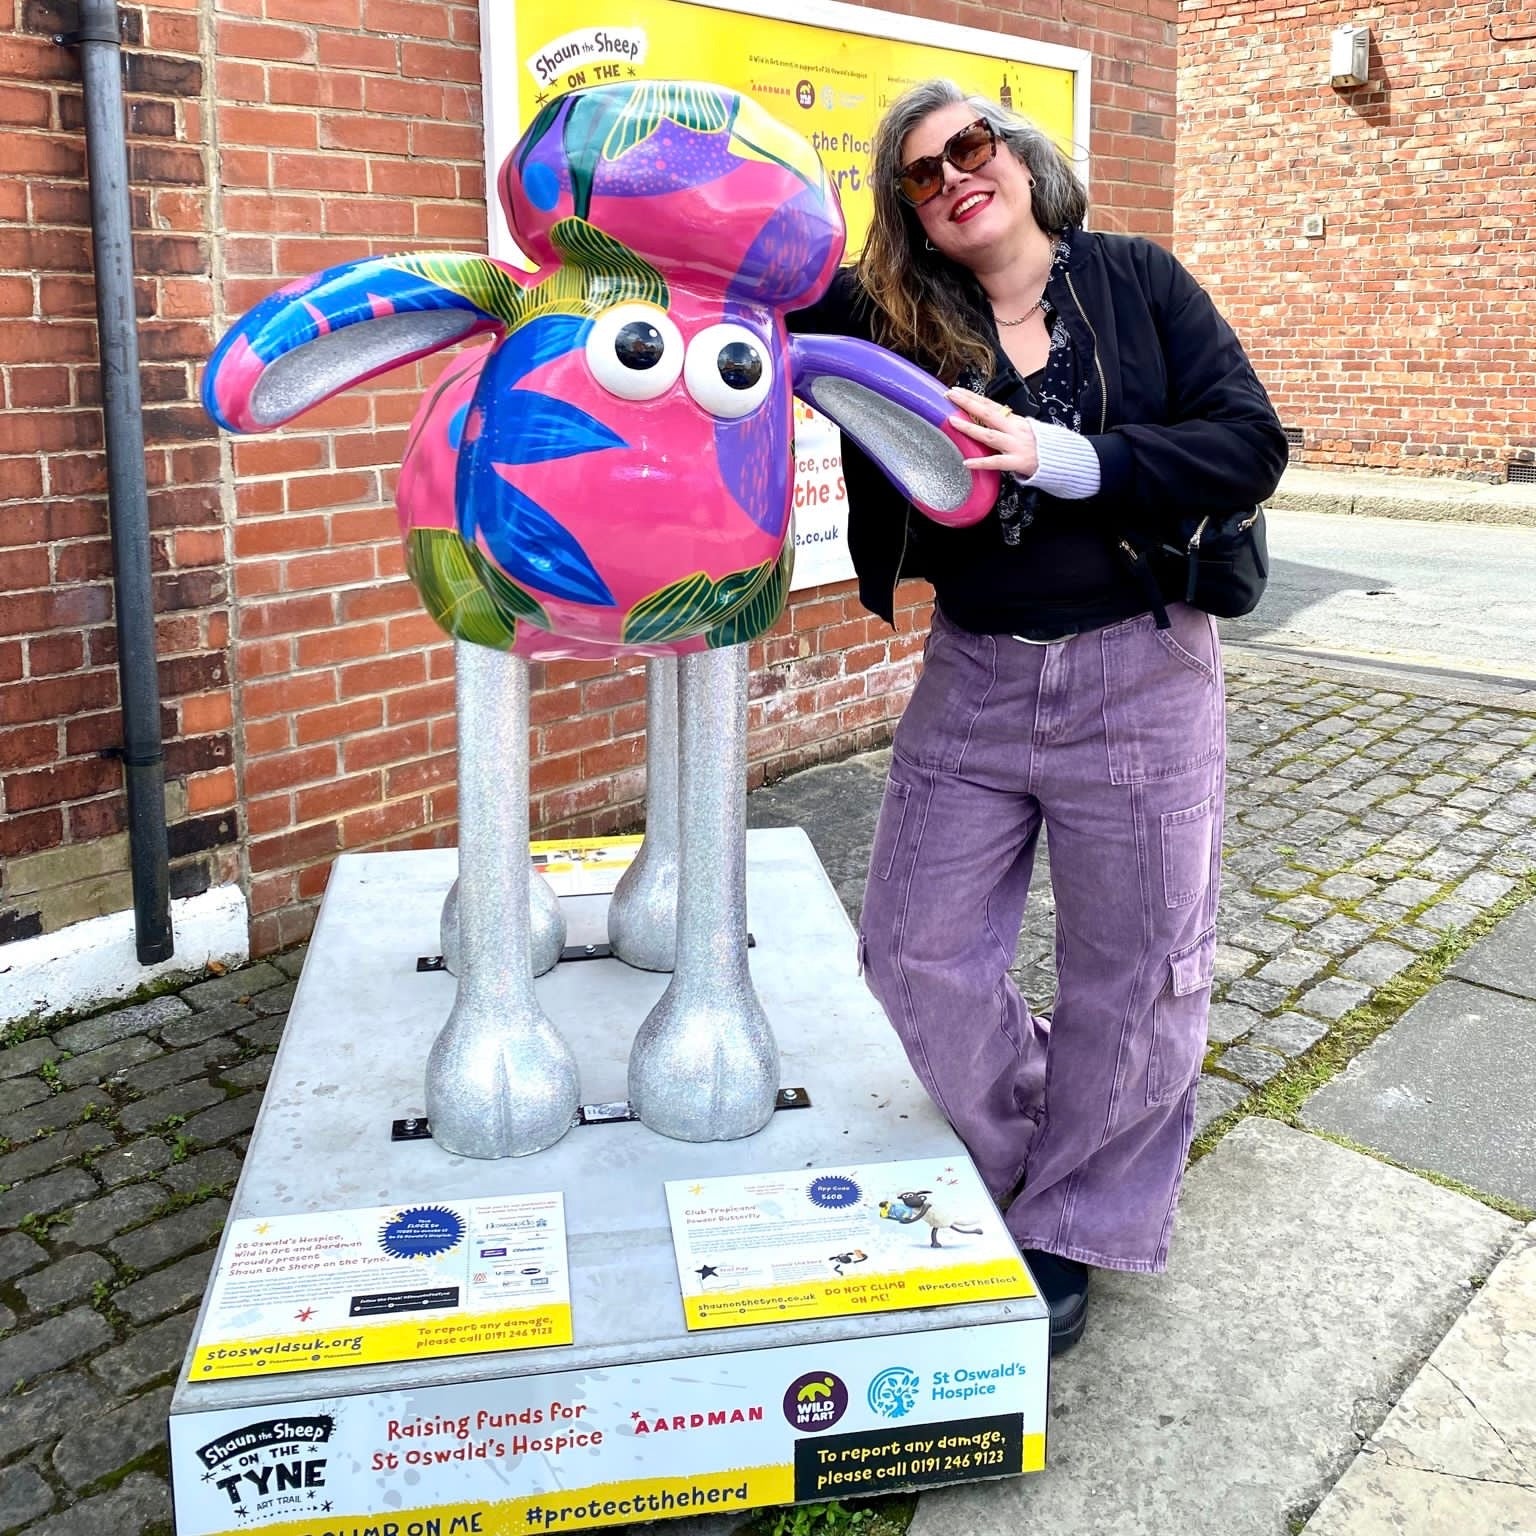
[789,335,998,527]
[203,253,529,433]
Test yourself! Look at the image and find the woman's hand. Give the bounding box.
[945,386,1039,479]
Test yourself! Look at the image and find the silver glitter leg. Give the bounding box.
[607,657,679,972]
[425,643,579,1158]
[529,866,566,977]
[628,646,779,1141]
[439,877,461,976]
[441,868,564,978]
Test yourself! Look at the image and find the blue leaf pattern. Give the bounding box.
[495,313,591,386]
[490,393,626,465]
[467,471,615,607]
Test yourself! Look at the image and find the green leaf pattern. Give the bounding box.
[394,233,666,334]
[548,220,669,311]
[623,546,791,648]
[708,540,794,649]
[407,527,550,650]
[599,82,733,160]
[389,253,529,329]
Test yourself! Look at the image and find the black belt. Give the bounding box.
[938,596,1157,646]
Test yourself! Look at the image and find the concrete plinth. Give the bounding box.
[167,830,1048,1536]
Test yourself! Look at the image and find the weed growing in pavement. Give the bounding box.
[37,1058,61,1091]
[18,1209,69,1240]
[744,1497,915,1536]
[1307,1129,1535,1224]
[0,968,199,1049]
[153,1182,224,1216]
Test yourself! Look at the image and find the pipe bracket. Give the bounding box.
[54,18,125,47]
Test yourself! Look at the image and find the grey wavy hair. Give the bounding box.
[855,78,1089,381]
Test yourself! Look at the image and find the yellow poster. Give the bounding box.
[505,0,1077,255]
[530,833,641,895]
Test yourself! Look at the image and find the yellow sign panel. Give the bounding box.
[682,1256,1036,1330]
[189,1302,573,1381]
[509,0,1077,256]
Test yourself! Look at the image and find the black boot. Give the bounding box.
[1021,1249,1090,1356]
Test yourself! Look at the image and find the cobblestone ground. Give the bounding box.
[1,655,1535,1534]
[750,655,1536,1139]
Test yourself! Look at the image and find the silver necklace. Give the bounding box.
[994,293,1048,328]
[993,237,1060,327]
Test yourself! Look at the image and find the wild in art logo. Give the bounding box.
[782,1371,849,1433]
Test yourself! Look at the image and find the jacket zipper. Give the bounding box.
[1063,269,1108,434]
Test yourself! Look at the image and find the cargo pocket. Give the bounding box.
[869,779,911,883]
[1146,925,1216,1105]
[1161,794,1217,909]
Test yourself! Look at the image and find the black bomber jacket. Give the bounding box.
[786,230,1289,625]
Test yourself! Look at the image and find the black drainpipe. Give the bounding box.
[59,0,173,963]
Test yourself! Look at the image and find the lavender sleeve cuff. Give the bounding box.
[1018,419,1103,500]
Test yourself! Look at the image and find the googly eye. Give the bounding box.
[683,323,773,419]
[584,304,684,401]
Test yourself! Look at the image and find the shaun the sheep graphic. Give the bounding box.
[204,81,995,1159]
[879,1191,987,1249]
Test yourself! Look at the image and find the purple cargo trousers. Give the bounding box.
[860,602,1225,1272]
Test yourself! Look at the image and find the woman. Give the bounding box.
[788,81,1287,1354]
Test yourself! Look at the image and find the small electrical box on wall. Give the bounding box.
[1330,24,1371,88]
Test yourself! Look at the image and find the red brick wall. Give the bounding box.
[1177,1,1536,477]
[1017,0,1178,242]
[1,0,236,948]
[1,0,1174,959]
[212,3,486,954]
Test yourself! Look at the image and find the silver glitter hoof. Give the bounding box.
[530,868,566,978]
[628,982,779,1141]
[425,1001,579,1158]
[446,873,562,977]
[607,849,677,972]
[439,878,462,976]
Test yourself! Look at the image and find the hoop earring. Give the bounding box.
[924,237,936,253]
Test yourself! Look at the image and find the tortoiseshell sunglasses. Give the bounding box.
[895,118,998,207]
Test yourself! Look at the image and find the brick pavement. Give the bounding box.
[2,653,1535,1535]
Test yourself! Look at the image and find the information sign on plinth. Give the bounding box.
[167,830,1049,1534]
